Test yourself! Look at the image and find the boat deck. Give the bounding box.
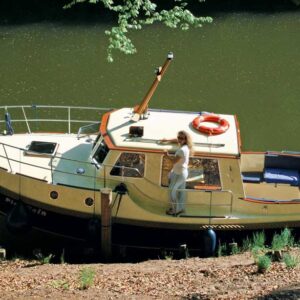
[0,133,97,189]
[105,108,241,156]
[244,182,300,200]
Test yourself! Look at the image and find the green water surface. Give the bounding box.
[0,11,299,151]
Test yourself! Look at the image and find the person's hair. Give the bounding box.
[178,130,193,154]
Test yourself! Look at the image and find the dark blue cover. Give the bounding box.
[242,172,262,183]
[265,154,300,169]
[264,168,299,186]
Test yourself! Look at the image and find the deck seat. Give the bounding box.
[242,172,263,183]
[265,153,300,169]
[264,168,299,186]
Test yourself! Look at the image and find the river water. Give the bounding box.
[0,5,299,151]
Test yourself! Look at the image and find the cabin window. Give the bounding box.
[110,153,145,177]
[93,139,109,164]
[92,133,102,149]
[161,156,221,189]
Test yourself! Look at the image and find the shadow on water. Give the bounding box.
[2,219,300,264]
[0,0,115,25]
[0,0,298,26]
[0,223,210,264]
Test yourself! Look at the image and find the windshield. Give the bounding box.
[92,133,102,150]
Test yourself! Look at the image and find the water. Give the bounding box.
[0,5,299,151]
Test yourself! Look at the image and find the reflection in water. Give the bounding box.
[0,1,299,151]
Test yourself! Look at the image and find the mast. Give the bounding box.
[131,52,174,122]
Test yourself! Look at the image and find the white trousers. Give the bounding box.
[169,169,188,212]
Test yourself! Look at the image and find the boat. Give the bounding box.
[0,53,299,256]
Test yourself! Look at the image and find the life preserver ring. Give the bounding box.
[192,114,230,135]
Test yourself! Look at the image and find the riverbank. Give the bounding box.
[0,251,299,299]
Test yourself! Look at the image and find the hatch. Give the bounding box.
[25,141,58,156]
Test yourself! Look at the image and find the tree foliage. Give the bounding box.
[64,0,212,62]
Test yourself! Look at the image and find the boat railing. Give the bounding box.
[55,158,233,222]
[177,188,234,220]
[0,140,234,218]
[0,105,111,135]
[0,142,52,174]
[100,163,234,218]
[0,142,96,180]
[0,142,142,190]
[106,165,235,218]
[100,164,143,188]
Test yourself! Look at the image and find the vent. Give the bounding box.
[129,126,144,137]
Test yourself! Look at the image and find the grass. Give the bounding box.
[60,249,65,264]
[271,228,294,251]
[79,267,96,290]
[33,249,54,264]
[164,252,174,260]
[160,248,174,260]
[50,279,69,290]
[241,236,252,252]
[252,231,266,249]
[216,228,299,273]
[257,255,272,273]
[229,242,239,255]
[244,228,299,272]
[217,242,227,257]
[283,253,300,269]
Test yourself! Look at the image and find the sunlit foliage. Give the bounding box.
[64,0,212,61]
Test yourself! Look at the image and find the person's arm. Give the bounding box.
[159,138,177,144]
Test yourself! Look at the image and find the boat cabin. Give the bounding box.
[83,107,244,219]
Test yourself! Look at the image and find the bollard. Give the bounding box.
[101,188,113,261]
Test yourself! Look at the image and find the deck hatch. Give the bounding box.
[26,141,58,156]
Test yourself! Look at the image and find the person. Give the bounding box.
[161,131,193,216]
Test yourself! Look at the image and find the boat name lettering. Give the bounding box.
[5,197,16,205]
[28,206,47,217]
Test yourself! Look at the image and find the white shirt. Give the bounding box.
[172,144,189,174]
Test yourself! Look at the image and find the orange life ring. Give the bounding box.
[192,114,230,135]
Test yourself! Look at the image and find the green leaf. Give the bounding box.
[72,0,214,61]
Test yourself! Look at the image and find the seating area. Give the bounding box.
[242,153,300,186]
[241,172,263,183]
[265,152,300,169]
[264,168,299,186]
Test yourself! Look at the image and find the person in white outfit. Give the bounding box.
[161,131,193,216]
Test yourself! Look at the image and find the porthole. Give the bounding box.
[50,191,58,200]
[85,197,94,206]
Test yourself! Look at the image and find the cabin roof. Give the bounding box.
[102,108,241,156]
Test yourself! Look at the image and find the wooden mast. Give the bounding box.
[131,52,174,122]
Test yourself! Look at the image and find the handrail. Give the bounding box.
[170,187,234,218]
[68,107,71,134]
[2,119,101,124]
[0,141,142,186]
[112,167,234,218]
[101,164,143,187]
[21,106,31,133]
[1,144,12,172]
[0,105,111,134]
[0,140,235,220]
[0,105,112,110]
